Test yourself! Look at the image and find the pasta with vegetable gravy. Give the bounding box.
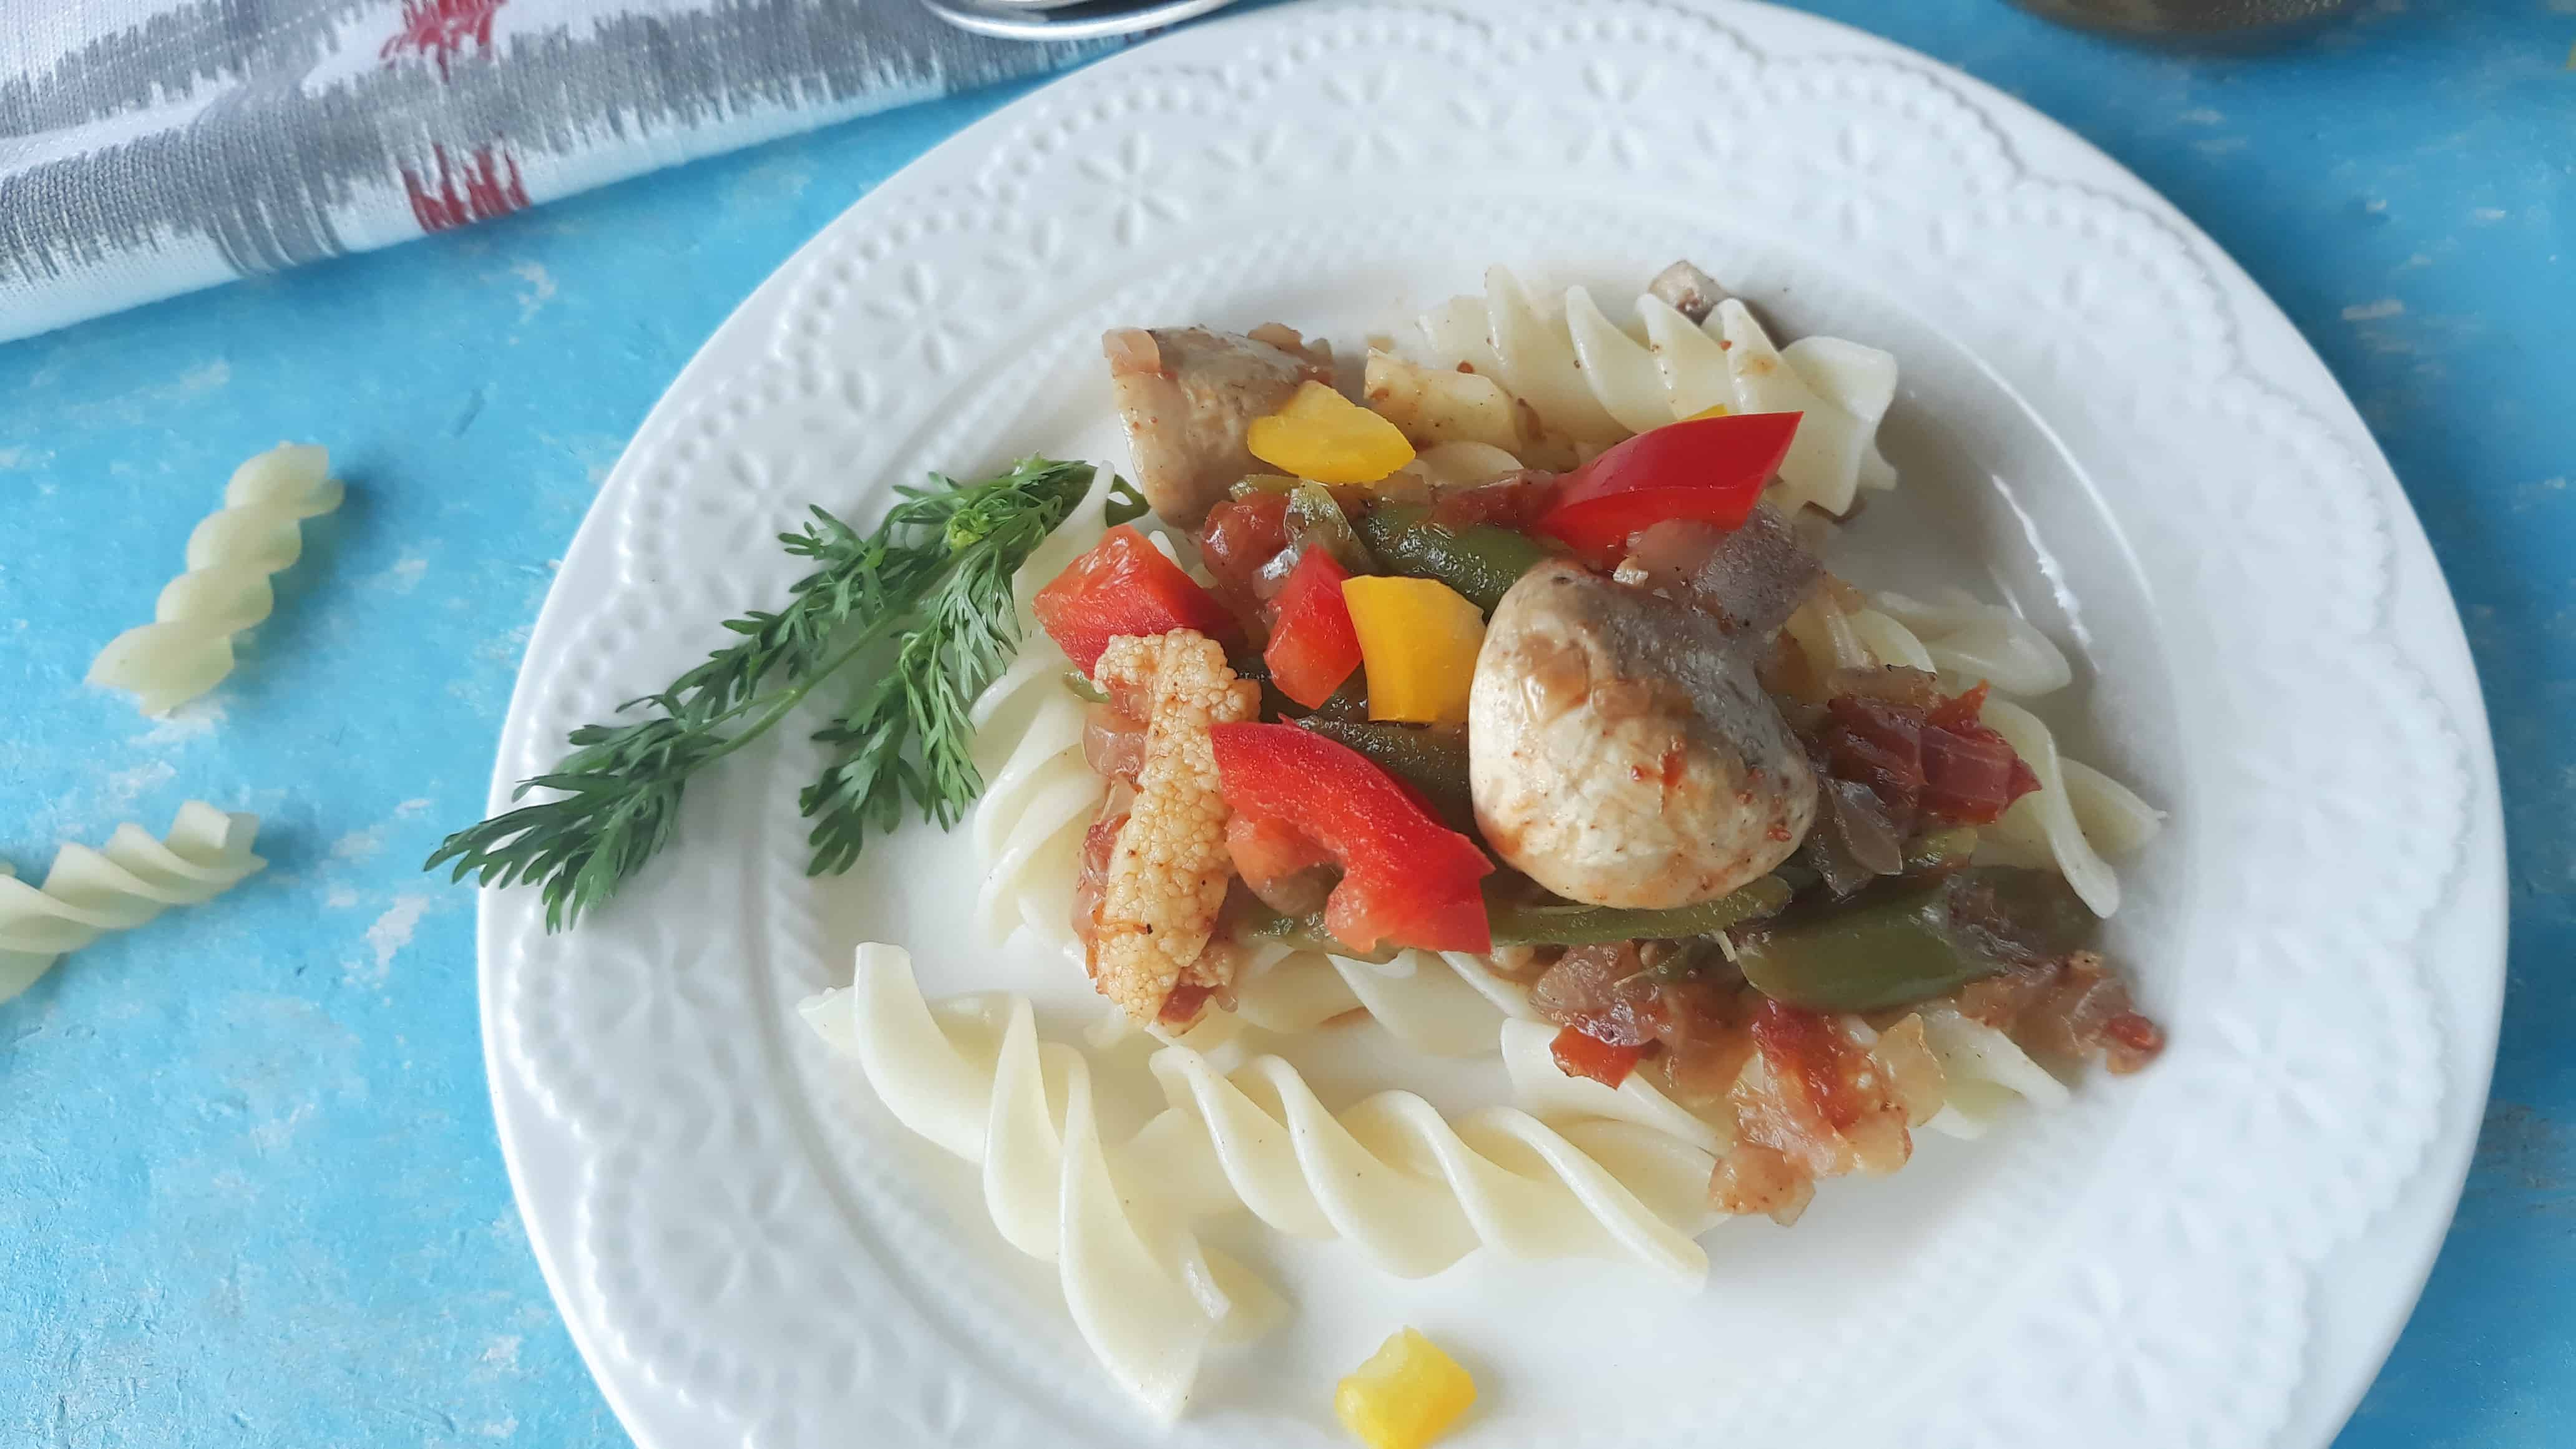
[798,260,2168,1423]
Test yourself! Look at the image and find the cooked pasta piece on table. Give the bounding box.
[1,801,267,1002]
[89,442,343,715]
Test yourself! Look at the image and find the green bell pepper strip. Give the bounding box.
[1733,866,2093,1013]
[1485,875,1793,947]
[1291,718,1475,832]
[1234,902,1403,963]
[1900,825,1979,876]
[1234,875,1793,959]
[1352,504,1553,614]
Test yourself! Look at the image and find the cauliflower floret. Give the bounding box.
[1084,630,1259,1025]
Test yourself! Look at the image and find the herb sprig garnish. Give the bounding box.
[427,457,1100,929]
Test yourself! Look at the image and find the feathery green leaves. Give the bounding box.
[427,457,1100,929]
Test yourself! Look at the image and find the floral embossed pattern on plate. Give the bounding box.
[477,3,2505,1447]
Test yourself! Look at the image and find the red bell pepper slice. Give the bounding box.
[1531,411,1802,561]
[1208,722,1494,954]
[1262,549,1365,709]
[1032,525,1239,675]
[1550,1025,1647,1088]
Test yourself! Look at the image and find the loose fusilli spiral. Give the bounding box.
[1782,590,2162,917]
[803,947,1724,1415]
[0,801,266,1002]
[1978,698,2160,919]
[1414,266,1899,516]
[1868,587,2074,698]
[968,642,1101,959]
[89,443,344,715]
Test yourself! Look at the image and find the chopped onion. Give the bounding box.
[1080,705,1147,784]
[1825,776,1905,877]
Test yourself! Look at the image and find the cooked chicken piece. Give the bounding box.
[1081,629,1261,1026]
[1102,325,1334,530]
[1468,560,1816,909]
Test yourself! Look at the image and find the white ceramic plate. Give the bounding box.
[479,2,2505,1445]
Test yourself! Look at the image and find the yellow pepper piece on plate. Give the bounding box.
[1249,380,1417,484]
[1682,401,1731,420]
[1341,577,1484,726]
[1335,1327,1476,1449]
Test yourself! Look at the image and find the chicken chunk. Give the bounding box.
[1081,629,1261,1026]
[1103,325,1334,530]
[1468,561,1816,909]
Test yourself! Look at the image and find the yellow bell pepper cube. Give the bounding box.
[1341,576,1484,726]
[1334,1327,1476,1449]
[1683,401,1731,420]
[1248,380,1418,484]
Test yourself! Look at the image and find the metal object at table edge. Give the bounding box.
[919,0,1243,41]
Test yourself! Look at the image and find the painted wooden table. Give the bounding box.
[2,2,2565,1444]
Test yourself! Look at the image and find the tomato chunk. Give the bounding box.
[1209,723,1494,954]
[1264,549,1365,709]
[1549,1025,1647,1088]
[1032,525,1239,675]
[1821,686,2040,831]
[1196,492,1293,614]
[1533,412,1801,561]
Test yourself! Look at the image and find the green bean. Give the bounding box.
[1485,876,1793,947]
[1233,903,1402,964]
[1226,652,1310,722]
[1733,867,2094,1013]
[1234,875,1795,959]
[1352,504,1552,613]
[1294,718,1475,831]
[1901,825,1979,877]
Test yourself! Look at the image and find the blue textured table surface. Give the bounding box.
[2,2,2565,1444]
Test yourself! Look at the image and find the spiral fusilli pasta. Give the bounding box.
[1139,1035,1719,1284]
[1868,587,2073,699]
[1978,698,2162,918]
[968,643,1101,959]
[0,801,266,1002]
[803,947,1725,1414]
[1782,592,2160,917]
[968,462,1180,957]
[801,945,1278,1420]
[1229,944,1521,1057]
[1413,267,1899,515]
[1913,1003,2072,1139]
[89,444,343,715]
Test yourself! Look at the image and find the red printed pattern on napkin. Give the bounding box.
[383,0,507,76]
[402,145,530,232]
